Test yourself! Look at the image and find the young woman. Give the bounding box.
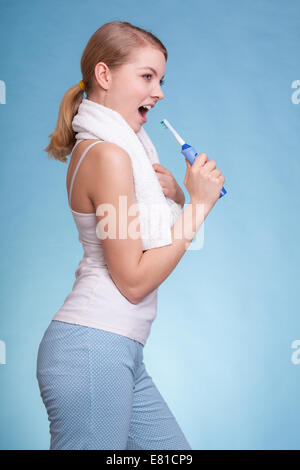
[36,21,225,450]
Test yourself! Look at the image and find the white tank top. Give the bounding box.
[52,139,158,346]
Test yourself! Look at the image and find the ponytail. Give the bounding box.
[44,83,84,162]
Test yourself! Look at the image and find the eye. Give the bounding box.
[143,74,165,86]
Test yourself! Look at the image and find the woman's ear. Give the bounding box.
[94,62,111,90]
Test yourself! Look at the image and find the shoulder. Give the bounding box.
[89,140,130,159]
[84,141,132,172]
[72,139,130,163]
[86,141,135,202]
[71,139,133,178]
[87,141,134,182]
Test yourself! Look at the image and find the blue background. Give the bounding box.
[0,0,299,450]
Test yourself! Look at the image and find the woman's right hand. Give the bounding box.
[183,153,225,212]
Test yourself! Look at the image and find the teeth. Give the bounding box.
[143,105,152,110]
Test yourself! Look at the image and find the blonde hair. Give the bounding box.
[44,21,168,162]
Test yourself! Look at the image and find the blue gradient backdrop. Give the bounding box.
[0,0,299,450]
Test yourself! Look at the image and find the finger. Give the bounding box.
[156,174,170,186]
[210,168,222,178]
[193,153,209,168]
[153,163,171,175]
[152,163,164,171]
[203,159,216,171]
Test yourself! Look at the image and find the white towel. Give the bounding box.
[72,98,182,251]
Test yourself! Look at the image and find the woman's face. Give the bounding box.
[92,46,166,133]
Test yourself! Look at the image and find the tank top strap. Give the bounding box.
[68,139,105,208]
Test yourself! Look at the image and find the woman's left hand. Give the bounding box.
[152,163,185,208]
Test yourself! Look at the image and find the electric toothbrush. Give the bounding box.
[160,118,227,199]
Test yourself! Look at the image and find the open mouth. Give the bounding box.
[138,106,149,119]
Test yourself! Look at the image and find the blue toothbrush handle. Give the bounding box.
[181,143,227,199]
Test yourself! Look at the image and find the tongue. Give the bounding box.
[139,106,147,116]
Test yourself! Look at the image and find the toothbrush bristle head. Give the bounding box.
[159,117,185,147]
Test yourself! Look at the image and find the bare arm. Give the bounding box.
[131,200,208,303]
[131,149,226,303]
[87,143,219,305]
[87,142,144,304]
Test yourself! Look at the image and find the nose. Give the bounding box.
[151,82,164,101]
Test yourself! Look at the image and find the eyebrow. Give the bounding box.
[138,66,165,80]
